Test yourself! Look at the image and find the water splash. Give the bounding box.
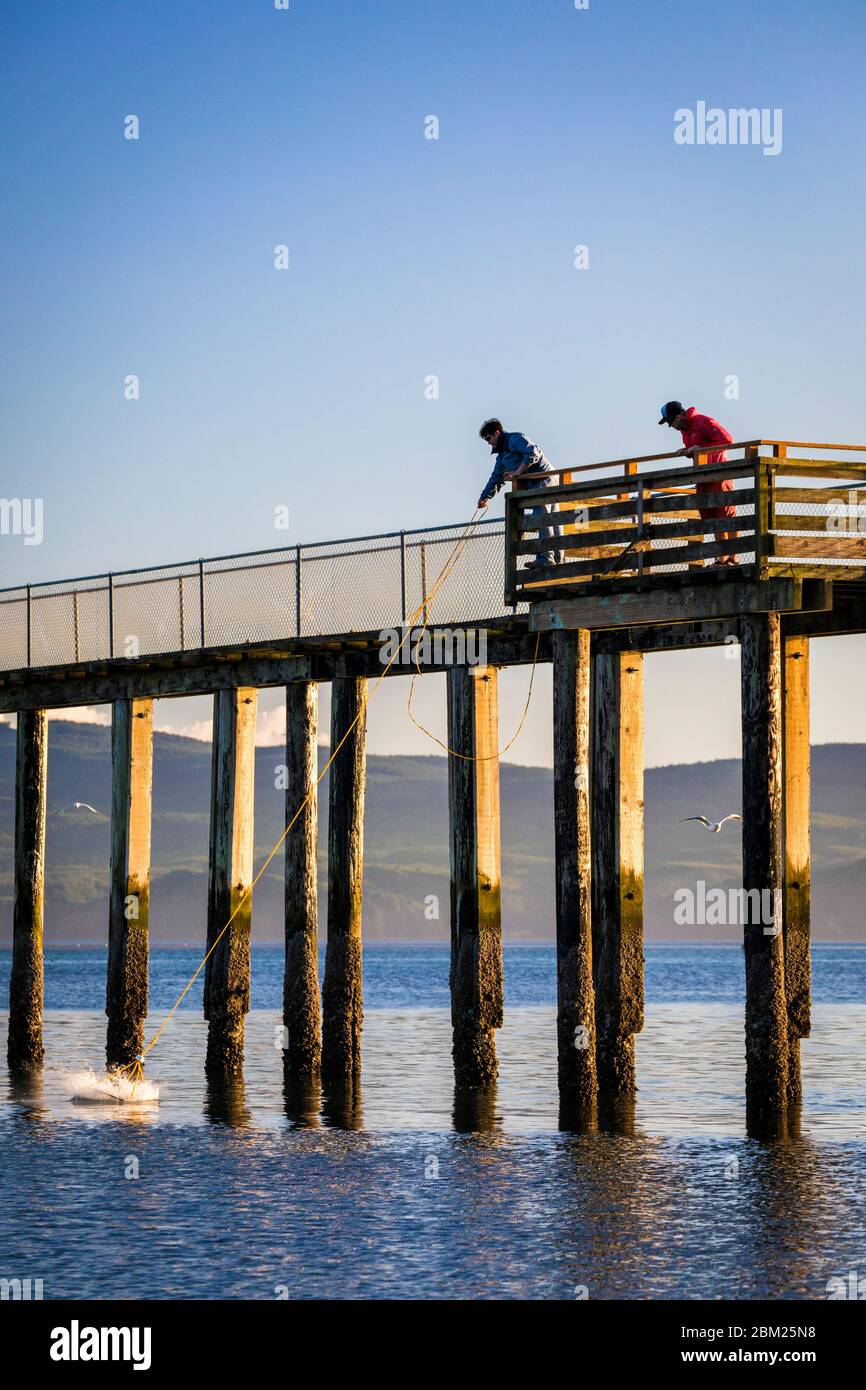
[67,1066,160,1105]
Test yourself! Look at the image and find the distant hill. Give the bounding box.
[0,722,863,943]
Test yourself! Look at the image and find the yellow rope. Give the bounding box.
[402,510,542,759]
[405,621,541,760]
[119,509,486,1076]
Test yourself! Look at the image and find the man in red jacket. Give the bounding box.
[659,401,738,567]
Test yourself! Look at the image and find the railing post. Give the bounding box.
[636,481,645,581]
[295,545,302,638]
[73,589,80,663]
[767,464,776,573]
[108,573,114,659]
[25,585,31,668]
[505,494,518,606]
[754,460,769,581]
[686,454,708,572]
[766,447,785,577]
[399,531,407,626]
[178,575,185,652]
[618,459,637,504]
[198,560,205,648]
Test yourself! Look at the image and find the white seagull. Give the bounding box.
[52,801,103,816]
[680,814,742,834]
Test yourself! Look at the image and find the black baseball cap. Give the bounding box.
[659,400,684,426]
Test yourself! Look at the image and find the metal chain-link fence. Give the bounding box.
[770,477,866,568]
[0,519,518,673]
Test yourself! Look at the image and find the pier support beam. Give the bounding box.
[321,677,367,1086]
[204,687,257,1075]
[7,710,47,1071]
[283,681,321,1077]
[446,666,503,1088]
[783,636,811,1107]
[106,698,153,1069]
[591,651,644,1094]
[552,630,597,1108]
[740,613,788,1123]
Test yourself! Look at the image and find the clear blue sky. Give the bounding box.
[1,0,864,763]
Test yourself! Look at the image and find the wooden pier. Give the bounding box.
[2,439,865,1132]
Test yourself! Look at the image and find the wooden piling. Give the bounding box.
[446,666,503,1088]
[591,651,644,1094]
[740,613,788,1122]
[782,636,811,1107]
[204,687,258,1075]
[283,681,321,1076]
[552,629,597,1108]
[321,677,367,1086]
[7,709,47,1071]
[106,698,153,1069]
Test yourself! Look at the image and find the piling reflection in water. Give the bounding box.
[452,1084,500,1134]
[320,1080,363,1132]
[282,1068,322,1130]
[6,1061,44,1123]
[204,1073,250,1129]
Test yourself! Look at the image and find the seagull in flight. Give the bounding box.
[52,801,103,817]
[680,814,742,834]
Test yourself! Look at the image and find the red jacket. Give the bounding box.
[680,407,736,516]
[679,407,733,467]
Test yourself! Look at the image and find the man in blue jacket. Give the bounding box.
[476,418,562,569]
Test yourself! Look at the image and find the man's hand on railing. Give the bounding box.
[508,470,549,487]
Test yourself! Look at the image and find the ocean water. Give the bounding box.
[0,943,864,1300]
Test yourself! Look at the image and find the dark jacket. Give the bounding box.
[479,431,552,504]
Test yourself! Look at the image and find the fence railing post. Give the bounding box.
[178,575,185,652]
[751,449,768,581]
[765,460,776,577]
[108,573,114,659]
[295,545,302,638]
[399,531,407,626]
[620,459,637,503]
[26,584,31,668]
[198,560,205,647]
[636,481,645,581]
[505,495,518,606]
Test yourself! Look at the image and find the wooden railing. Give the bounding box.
[505,441,866,603]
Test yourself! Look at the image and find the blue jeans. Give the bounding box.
[524,479,562,566]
